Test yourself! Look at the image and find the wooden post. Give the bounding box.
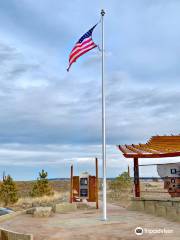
[134,157,140,198]
[70,164,73,203]
[95,157,99,209]
[128,164,130,177]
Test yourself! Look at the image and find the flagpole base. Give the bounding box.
[100,217,108,221]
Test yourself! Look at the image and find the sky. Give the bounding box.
[0,0,180,180]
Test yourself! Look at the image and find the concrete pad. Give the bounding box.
[155,205,167,217]
[55,202,77,213]
[1,202,180,240]
[0,211,25,223]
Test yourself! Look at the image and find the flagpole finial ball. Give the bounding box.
[101,9,105,16]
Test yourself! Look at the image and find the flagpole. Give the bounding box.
[101,9,107,221]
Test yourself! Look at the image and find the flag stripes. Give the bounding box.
[67,24,97,71]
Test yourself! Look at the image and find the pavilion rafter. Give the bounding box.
[118,135,180,158]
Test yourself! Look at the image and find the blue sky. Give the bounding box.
[0,0,180,180]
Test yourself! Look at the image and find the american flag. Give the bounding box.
[67,24,97,71]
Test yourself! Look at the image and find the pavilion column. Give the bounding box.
[134,157,140,198]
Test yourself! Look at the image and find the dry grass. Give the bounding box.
[107,190,132,208]
[107,179,133,208]
[107,180,176,207]
[140,180,171,199]
[0,179,70,210]
[1,179,174,210]
[16,191,68,205]
[12,191,69,211]
[15,180,70,198]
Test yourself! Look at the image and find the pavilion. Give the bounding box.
[118,135,180,198]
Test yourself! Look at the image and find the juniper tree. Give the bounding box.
[30,169,54,197]
[0,175,18,206]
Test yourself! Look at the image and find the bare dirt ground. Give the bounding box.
[0,202,179,240]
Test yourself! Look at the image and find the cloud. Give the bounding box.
[0,143,126,180]
[0,1,180,179]
[0,39,180,147]
[0,41,41,88]
[0,142,179,180]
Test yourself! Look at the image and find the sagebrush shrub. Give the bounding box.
[109,172,132,191]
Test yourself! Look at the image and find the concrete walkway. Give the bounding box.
[0,203,179,240]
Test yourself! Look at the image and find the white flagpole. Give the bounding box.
[101,9,107,221]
